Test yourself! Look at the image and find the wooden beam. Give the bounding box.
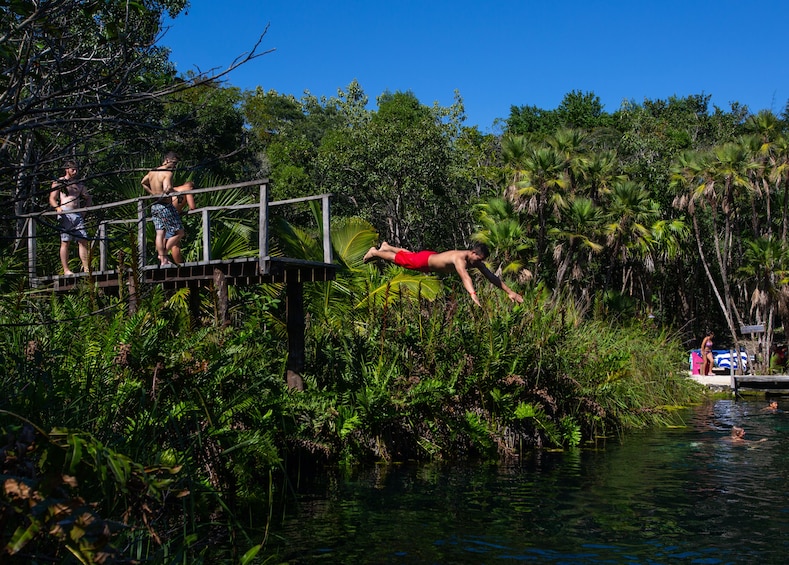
[285,281,305,391]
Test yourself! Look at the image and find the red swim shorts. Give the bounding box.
[393,250,437,272]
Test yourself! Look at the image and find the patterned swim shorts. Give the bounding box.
[151,202,183,239]
[58,213,88,242]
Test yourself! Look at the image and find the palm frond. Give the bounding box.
[356,270,442,309]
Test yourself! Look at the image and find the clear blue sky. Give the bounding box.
[162,0,789,132]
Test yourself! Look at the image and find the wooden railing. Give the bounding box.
[21,179,333,282]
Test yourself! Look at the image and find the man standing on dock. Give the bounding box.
[141,152,189,266]
[49,160,92,275]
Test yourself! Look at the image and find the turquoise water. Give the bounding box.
[261,399,789,564]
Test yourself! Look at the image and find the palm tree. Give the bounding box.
[738,235,789,372]
[501,133,530,202]
[769,134,789,240]
[577,149,623,203]
[744,110,782,145]
[670,141,757,352]
[602,180,658,298]
[473,197,532,279]
[515,145,569,278]
[547,128,588,193]
[547,196,603,301]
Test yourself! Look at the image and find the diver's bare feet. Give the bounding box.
[379,241,395,252]
[363,246,377,263]
[158,255,171,266]
[63,270,74,276]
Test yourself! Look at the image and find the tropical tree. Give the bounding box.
[547,128,588,192]
[577,148,623,202]
[769,134,789,241]
[162,80,253,179]
[473,197,532,278]
[316,90,467,250]
[501,133,530,196]
[601,180,660,301]
[738,235,789,372]
[242,87,351,201]
[548,196,603,302]
[670,140,759,355]
[513,145,569,279]
[1,0,268,241]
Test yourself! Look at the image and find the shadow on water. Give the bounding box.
[260,398,789,564]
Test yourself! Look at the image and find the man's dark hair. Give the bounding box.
[471,242,490,259]
[163,151,179,163]
[56,160,79,193]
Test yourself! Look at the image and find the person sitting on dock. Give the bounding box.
[363,241,524,307]
[141,152,190,266]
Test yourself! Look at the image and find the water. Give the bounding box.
[261,399,789,564]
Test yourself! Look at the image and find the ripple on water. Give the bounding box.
[266,399,789,564]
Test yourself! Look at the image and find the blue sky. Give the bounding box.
[162,0,789,132]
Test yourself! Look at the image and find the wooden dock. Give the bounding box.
[19,179,337,390]
[690,372,789,395]
[732,375,789,395]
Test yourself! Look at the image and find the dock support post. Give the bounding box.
[27,217,37,284]
[285,281,305,391]
[214,268,228,326]
[729,349,736,394]
[322,194,332,264]
[127,271,138,315]
[189,283,201,322]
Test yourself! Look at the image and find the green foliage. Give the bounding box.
[162,81,252,179]
[0,201,708,562]
[314,89,474,249]
[6,10,780,554]
[0,413,182,563]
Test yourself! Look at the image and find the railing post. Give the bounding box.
[27,217,36,283]
[137,200,146,270]
[730,348,738,390]
[202,209,211,262]
[259,182,268,271]
[730,348,735,378]
[98,222,107,272]
[322,194,332,264]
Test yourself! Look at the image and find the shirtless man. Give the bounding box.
[169,181,197,264]
[141,152,192,265]
[49,160,92,275]
[363,242,524,306]
[172,180,196,214]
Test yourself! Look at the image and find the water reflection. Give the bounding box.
[264,398,789,564]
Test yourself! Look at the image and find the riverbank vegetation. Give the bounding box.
[2,1,787,562]
[0,262,699,562]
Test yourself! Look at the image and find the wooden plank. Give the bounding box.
[33,257,337,292]
[734,375,789,383]
[733,375,789,395]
